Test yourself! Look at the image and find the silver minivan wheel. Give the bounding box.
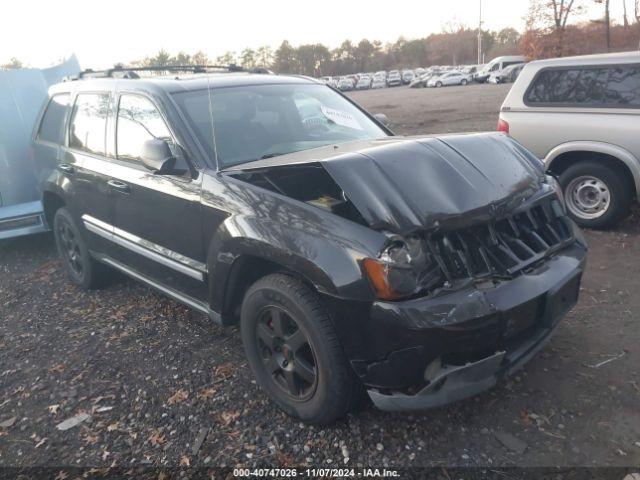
[564,175,611,220]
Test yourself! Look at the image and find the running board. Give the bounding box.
[94,253,222,325]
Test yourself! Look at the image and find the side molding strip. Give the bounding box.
[82,214,206,281]
[97,255,210,314]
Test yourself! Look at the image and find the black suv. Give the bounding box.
[36,67,587,423]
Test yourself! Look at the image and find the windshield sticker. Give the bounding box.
[320,105,363,130]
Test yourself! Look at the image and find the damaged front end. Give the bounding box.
[225,133,587,411]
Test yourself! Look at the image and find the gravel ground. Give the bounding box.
[1,83,639,470]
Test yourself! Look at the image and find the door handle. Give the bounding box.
[58,163,75,174]
[107,179,131,194]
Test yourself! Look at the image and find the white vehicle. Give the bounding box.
[490,63,526,84]
[0,56,81,239]
[498,51,640,228]
[337,77,355,91]
[371,75,387,89]
[476,55,526,83]
[401,70,415,85]
[427,71,471,87]
[355,75,371,90]
[387,70,402,87]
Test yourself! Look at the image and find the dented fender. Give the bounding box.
[200,172,388,314]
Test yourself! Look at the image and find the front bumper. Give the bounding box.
[345,242,586,411]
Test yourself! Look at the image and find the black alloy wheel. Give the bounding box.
[255,306,318,400]
[56,215,84,277]
[240,273,364,424]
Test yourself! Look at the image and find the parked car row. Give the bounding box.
[319,56,528,92]
[321,67,428,91]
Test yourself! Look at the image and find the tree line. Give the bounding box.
[3,1,640,74]
[124,28,521,77]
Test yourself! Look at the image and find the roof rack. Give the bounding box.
[64,64,272,81]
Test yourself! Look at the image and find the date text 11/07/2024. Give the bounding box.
[233,468,401,477]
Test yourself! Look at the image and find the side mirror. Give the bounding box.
[374,113,389,126]
[141,139,176,174]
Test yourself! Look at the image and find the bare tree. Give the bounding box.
[623,0,629,27]
[594,0,611,50]
[526,0,584,56]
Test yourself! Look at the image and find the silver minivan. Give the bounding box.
[0,56,80,239]
[499,51,640,228]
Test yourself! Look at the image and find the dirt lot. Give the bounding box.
[347,83,512,135]
[1,84,639,471]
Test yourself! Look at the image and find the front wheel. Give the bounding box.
[559,161,632,229]
[436,81,442,87]
[240,274,363,424]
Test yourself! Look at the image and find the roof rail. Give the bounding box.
[64,64,273,81]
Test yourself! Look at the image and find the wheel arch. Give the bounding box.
[42,188,66,228]
[545,142,639,197]
[210,253,344,325]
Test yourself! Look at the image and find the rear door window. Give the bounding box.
[37,93,70,144]
[69,93,110,155]
[526,65,640,107]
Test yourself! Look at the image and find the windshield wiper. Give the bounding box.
[260,153,286,159]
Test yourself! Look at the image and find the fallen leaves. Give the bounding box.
[83,432,99,445]
[148,430,166,446]
[48,404,60,415]
[219,410,240,426]
[167,389,189,405]
[48,363,66,374]
[179,455,190,466]
[196,387,217,402]
[214,363,235,379]
[106,422,120,432]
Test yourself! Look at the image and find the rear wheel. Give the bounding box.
[436,81,442,87]
[559,161,632,229]
[460,79,468,86]
[240,274,363,424]
[53,207,110,289]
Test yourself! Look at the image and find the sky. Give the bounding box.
[1,0,631,68]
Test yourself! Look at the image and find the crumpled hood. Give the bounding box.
[320,133,545,233]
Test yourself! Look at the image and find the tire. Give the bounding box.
[461,79,468,86]
[240,273,363,424]
[559,161,633,229]
[436,81,442,88]
[53,207,110,289]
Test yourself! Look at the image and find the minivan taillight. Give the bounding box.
[497,118,510,134]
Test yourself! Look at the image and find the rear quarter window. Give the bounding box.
[525,64,640,108]
[37,93,70,144]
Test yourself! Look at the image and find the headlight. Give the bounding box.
[363,235,443,300]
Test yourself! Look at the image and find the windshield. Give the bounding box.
[172,83,387,169]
